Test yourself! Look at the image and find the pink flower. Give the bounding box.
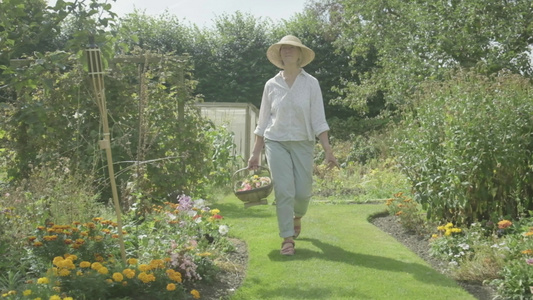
[526,258,533,265]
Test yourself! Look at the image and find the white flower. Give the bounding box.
[218,225,229,235]
[166,212,176,220]
[449,260,458,267]
[187,210,198,218]
[193,199,206,209]
[195,217,202,224]
[458,243,470,250]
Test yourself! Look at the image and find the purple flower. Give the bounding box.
[177,194,193,211]
[526,258,533,265]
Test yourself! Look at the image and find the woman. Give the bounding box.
[247,35,339,256]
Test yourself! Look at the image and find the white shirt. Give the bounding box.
[254,69,330,141]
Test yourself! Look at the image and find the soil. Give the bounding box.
[193,213,497,300]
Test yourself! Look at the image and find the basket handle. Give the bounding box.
[232,165,271,181]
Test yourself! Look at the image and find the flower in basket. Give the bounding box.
[236,175,271,192]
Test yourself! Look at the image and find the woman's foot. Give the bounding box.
[293,217,302,238]
[280,239,295,255]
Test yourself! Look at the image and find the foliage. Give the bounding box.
[394,71,533,224]
[191,12,276,107]
[0,195,230,299]
[334,0,533,113]
[313,139,410,202]
[385,192,428,235]
[203,124,239,191]
[0,160,104,273]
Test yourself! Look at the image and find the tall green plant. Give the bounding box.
[395,71,533,224]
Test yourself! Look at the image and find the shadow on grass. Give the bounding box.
[250,284,371,299]
[267,238,457,288]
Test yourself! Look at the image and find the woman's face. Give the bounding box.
[280,45,301,67]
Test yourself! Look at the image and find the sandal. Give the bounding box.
[293,217,302,238]
[280,240,295,256]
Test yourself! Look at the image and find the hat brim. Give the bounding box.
[267,41,315,69]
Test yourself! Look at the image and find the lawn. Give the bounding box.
[215,195,476,300]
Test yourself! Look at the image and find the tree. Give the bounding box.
[191,12,276,107]
[334,0,533,112]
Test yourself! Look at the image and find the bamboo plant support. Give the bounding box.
[86,43,127,264]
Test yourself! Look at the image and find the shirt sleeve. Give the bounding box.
[254,82,271,137]
[310,78,330,137]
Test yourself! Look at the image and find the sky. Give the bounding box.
[108,0,309,27]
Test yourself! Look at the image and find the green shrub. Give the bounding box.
[394,71,533,224]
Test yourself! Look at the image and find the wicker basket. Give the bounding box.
[233,166,273,207]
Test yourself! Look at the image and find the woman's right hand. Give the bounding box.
[247,154,260,170]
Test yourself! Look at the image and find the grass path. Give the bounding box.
[215,195,475,300]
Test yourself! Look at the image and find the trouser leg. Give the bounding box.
[265,140,314,238]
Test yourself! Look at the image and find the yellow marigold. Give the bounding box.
[451,228,462,233]
[33,241,43,247]
[431,234,439,238]
[498,220,512,229]
[86,222,96,228]
[437,226,445,231]
[444,230,452,236]
[166,269,182,283]
[43,235,58,241]
[112,272,124,282]
[97,267,109,275]
[197,252,212,257]
[93,217,103,222]
[23,290,32,296]
[75,238,85,244]
[65,254,77,261]
[190,289,201,299]
[95,255,104,262]
[150,259,165,269]
[122,268,136,279]
[76,271,83,276]
[210,209,220,215]
[64,298,73,300]
[58,269,71,277]
[166,283,177,291]
[91,262,103,270]
[522,249,533,255]
[138,264,151,272]
[138,272,156,283]
[79,261,91,268]
[37,277,50,284]
[49,295,61,300]
[53,256,64,265]
[444,223,454,229]
[105,279,113,284]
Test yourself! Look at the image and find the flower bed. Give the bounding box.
[0,195,232,300]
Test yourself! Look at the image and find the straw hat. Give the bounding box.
[266,35,315,69]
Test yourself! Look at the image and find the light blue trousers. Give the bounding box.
[265,139,314,238]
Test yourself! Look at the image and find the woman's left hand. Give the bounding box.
[324,151,340,170]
